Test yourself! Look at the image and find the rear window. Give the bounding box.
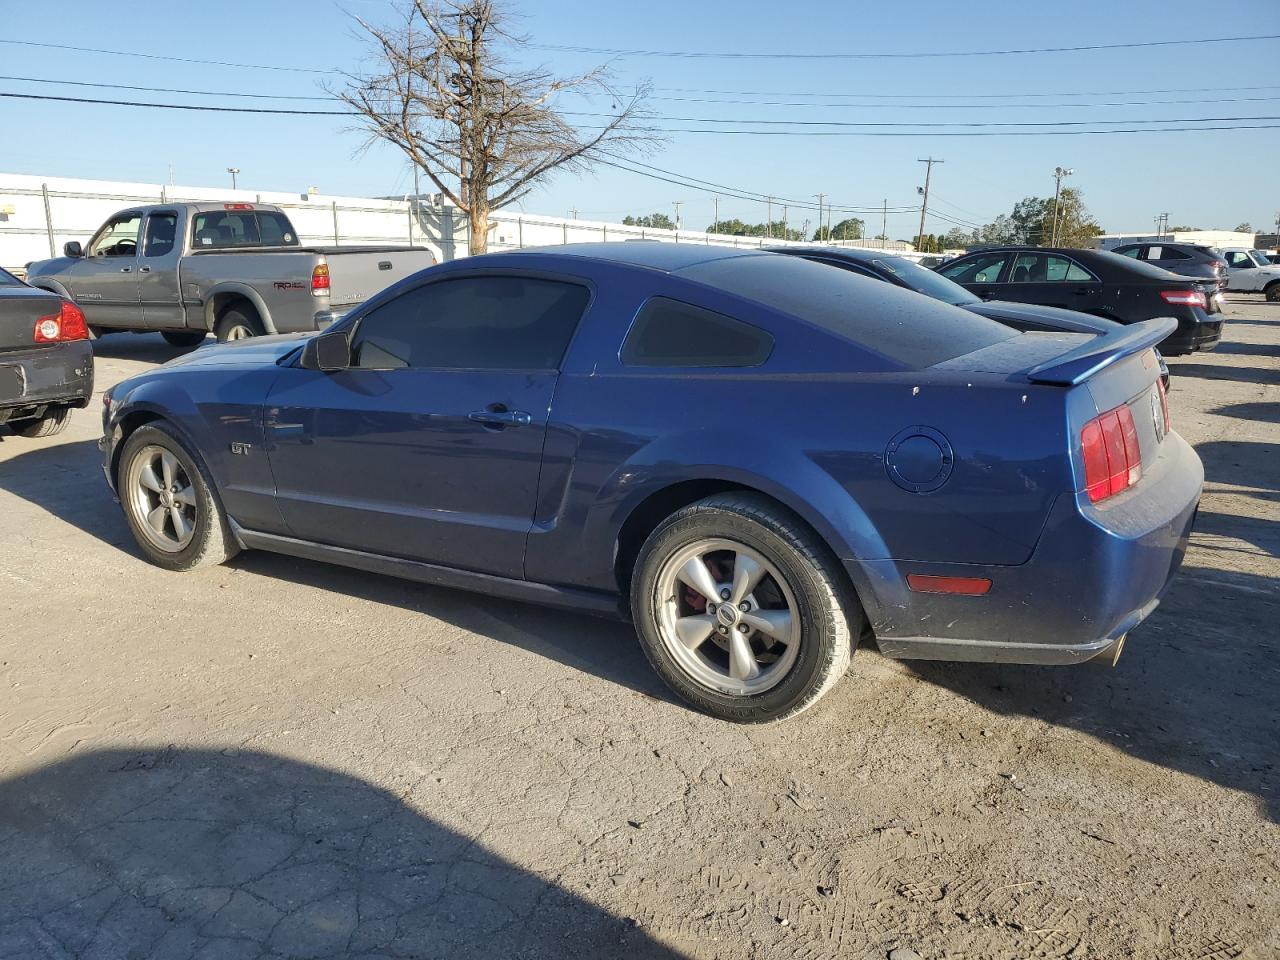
[191,211,298,248]
[678,254,1015,369]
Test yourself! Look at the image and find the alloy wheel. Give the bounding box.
[127,444,198,553]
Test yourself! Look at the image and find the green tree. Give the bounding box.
[1234,221,1253,233]
[942,227,978,250]
[813,217,864,241]
[1170,225,1200,232]
[1040,188,1103,247]
[623,213,675,229]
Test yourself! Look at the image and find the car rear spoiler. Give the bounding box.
[1025,317,1177,386]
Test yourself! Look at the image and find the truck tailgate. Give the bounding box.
[321,248,436,310]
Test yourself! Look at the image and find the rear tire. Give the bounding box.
[116,423,239,572]
[630,493,859,723]
[161,330,207,348]
[214,306,265,342]
[11,407,72,438]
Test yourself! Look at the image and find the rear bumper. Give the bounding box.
[0,340,93,420]
[854,431,1202,665]
[1160,314,1222,355]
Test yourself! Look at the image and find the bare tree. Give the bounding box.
[337,0,655,255]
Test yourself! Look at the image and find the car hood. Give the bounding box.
[964,300,1119,335]
[162,334,309,369]
[24,256,76,278]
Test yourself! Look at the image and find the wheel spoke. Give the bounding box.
[742,609,794,642]
[673,614,716,651]
[146,504,169,536]
[173,484,197,507]
[676,556,721,603]
[728,630,761,681]
[170,506,190,541]
[138,463,164,494]
[729,553,767,606]
[159,451,177,489]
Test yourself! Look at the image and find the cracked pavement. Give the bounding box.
[0,300,1276,959]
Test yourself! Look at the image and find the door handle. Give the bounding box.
[1072,287,1091,295]
[119,266,132,273]
[468,407,532,427]
[139,265,151,273]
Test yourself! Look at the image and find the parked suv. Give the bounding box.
[1111,242,1227,290]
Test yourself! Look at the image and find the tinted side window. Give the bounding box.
[352,276,589,370]
[941,253,1007,284]
[1155,246,1190,260]
[1045,256,1093,281]
[621,297,773,368]
[144,213,178,257]
[1114,246,1142,258]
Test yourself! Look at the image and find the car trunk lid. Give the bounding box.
[0,287,62,353]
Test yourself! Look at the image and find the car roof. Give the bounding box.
[766,246,900,264]
[503,242,768,272]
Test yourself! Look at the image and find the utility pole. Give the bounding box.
[570,207,578,220]
[916,157,943,252]
[226,167,240,190]
[814,193,825,242]
[672,200,683,231]
[781,205,789,241]
[881,199,888,250]
[713,196,719,233]
[1050,166,1073,246]
[1160,212,1170,238]
[766,196,773,239]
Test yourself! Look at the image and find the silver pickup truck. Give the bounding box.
[25,202,436,344]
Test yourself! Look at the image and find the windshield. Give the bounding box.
[1250,250,1271,267]
[874,256,979,305]
[0,267,21,286]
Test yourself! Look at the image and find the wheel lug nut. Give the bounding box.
[706,604,716,614]
[739,602,749,611]
[717,625,728,635]
[720,589,730,600]
[738,623,749,633]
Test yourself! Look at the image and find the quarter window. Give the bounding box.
[621,297,773,368]
[191,211,297,248]
[351,276,589,370]
[941,253,1007,284]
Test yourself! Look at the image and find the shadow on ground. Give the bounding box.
[1167,362,1280,386]
[1210,401,1280,424]
[0,748,684,959]
[91,331,204,363]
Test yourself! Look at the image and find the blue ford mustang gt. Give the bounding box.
[100,244,1202,722]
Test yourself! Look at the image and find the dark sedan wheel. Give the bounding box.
[10,407,72,438]
[117,423,239,571]
[631,493,858,722]
[161,330,207,348]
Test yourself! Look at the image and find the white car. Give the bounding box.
[1220,248,1280,301]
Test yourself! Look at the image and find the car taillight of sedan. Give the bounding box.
[33,300,90,343]
[1159,289,1207,308]
[1081,402,1142,503]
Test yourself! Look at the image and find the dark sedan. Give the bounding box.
[101,245,1201,722]
[0,266,94,437]
[1110,241,1228,289]
[937,247,1222,355]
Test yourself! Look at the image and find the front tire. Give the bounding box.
[630,493,858,723]
[10,407,72,438]
[214,306,265,342]
[1265,282,1280,303]
[161,330,207,348]
[117,423,239,571]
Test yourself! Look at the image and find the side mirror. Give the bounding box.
[63,241,83,258]
[301,329,351,371]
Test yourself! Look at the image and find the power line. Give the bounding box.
[0,91,349,114]
[646,93,1280,110]
[0,73,333,101]
[529,33,1280,61]
[573,110,1280,129]
[648,82,1280,99]
[0,39,334,73]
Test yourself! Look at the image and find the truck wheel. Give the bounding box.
[161,330,207,348]
[215,306,265,342]
[11,407,72,438]
[1265,282,1280,303]
[116,423,239,572]
[630,493,859,723]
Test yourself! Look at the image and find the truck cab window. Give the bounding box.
[89,214,142,257]
[144,214,178,258]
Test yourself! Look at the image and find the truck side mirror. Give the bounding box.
[301,329,351,372]
[63,241,83,258]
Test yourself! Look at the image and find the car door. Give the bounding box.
[938,252,1011,300]
[1002,252,1103,311]
[138,211,186,329]
[65,211,143,327]
[263,272,591,579]
[1222,249,1260,290]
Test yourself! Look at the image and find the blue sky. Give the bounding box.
[1,0,1278,239]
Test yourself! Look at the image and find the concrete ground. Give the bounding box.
[0,299,1276,960]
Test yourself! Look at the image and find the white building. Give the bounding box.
[1094,230,1254,251]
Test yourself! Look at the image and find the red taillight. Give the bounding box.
[311,263,330,293]
[33,300,89,344]
[1081,403,1142,503]
[1160,289,1206,308]
[907,575,993,596]
[223,203,254,211]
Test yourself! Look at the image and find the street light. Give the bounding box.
[1051,166,1074,246]
[226,167,241,190]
